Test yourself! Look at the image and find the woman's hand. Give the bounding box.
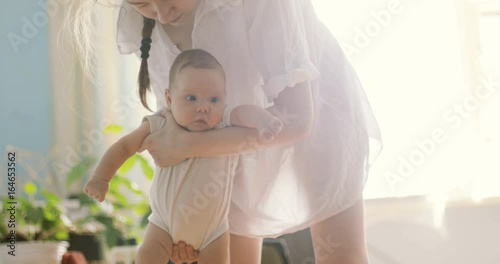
[170,241,199,264]
[139,109,191,168]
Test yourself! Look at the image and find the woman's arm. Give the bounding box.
[228,104,283,142]
[229,105,275,128]
[139,81,312,167]
[186,81,313,157]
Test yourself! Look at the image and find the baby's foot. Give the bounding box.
[83,177,110,202]
[257,115,283,142]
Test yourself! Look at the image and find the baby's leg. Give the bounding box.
[197,231,230,264]
[136,223,173,264]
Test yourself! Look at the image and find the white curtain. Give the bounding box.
[312,0,500,200]
[49,3,151,196]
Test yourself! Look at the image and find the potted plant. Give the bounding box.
[64,125,154,261]
[0,182,71,263]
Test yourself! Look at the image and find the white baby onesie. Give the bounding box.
[145,108,238,250]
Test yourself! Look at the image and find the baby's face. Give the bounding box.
[166,67,226,132]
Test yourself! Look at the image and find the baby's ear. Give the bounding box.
[165,88,172,110]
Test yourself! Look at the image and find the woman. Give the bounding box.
[70,0,382,263]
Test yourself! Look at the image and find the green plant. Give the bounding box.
[66,125,154,248]
[0,182,71,242]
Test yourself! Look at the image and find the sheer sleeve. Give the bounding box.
[116,3,143,54]
[244,0,319,102]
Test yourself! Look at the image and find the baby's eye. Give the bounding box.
[210,97,220,103]
[186,95,197,101]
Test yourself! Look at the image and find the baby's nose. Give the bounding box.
[197,104,209,113]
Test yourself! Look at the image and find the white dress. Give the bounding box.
[117,0,383,237]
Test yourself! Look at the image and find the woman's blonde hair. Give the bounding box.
[64,0,100,79]
[65,0,159,111]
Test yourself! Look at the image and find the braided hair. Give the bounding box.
[138,17,156,111]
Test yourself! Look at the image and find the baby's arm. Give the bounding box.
[229,105,283,142]
[83,120,151,202]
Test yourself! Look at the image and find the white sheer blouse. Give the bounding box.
[117,0,382,237]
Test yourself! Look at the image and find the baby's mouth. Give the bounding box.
[193,118,207,124]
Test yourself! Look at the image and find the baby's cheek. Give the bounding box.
[171,108,190,127]
[214,109,225,123]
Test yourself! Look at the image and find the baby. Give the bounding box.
[83,49,282,263]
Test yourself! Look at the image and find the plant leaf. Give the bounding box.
[25,207,43,225]
[118,155,137,175]
[42,205,58,221]
[108,180,128,207]
[42,190,61,205]
[137,155,154,180]
[113,175,142,195]
[139,207,152,228]
[134,202,151,216]
[55,230,69,240]
[66,157,96,188]
[24,182,38,196]
[103,124,123,134]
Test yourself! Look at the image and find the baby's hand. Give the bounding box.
[256,114,283,143]
[83,177,110,202]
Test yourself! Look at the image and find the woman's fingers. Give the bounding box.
[187,247,199,263]
[170,241,198,263]
[178,241,188,261]
[170,244,181,263]
[138,130,163,163]
[138,109,189,167]
[185,243,199,262]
